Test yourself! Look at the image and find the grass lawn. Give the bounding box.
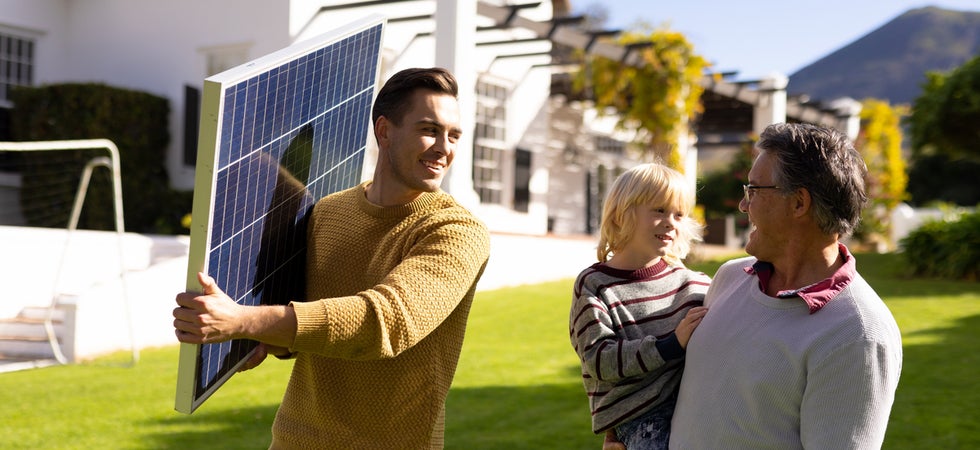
[0,252,976,449]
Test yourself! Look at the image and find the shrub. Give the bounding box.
[9,83,191,234]
[899,210,980,280]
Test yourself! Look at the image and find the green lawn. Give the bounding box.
[0,252,976,449]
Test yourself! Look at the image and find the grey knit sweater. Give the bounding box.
[670,255,903,449]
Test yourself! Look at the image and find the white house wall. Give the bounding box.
[479,57,552,235]
[471,3,554,235]
[3,0,560,236]
[71,0,290,191]
[544,97,647,236]
[545,99,592,235]
[0,0,71,88]
[1,0,291,190]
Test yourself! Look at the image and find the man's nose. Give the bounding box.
[738,196,749,213]
[433,134,453,156]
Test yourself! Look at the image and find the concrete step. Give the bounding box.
[0,304,73,363]
[0,317,66,340]
[16,305,70,322]
[0,356,60,374]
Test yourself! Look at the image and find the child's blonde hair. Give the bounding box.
[596,163,703,266]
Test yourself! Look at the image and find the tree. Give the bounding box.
[905,55,980,205]
[857,99,908,210]
[908,55,980,161]
[852,98,908,249]
[574,25,709,169]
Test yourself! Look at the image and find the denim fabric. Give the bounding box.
[614,396,676,450]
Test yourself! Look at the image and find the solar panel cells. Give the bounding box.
[175,16,385,413]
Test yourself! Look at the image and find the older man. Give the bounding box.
[670,123,903,449]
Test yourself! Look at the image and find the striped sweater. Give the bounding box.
[270,182,490,449]
[570,259,711,433]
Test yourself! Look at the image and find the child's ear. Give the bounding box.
[608,209,620,227]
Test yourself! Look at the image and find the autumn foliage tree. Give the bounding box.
[853,98,908,249]
[574,27,709,170]
[858,99,908,209]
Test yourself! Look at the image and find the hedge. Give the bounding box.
[9,83,191,234]
[899,211,980,280]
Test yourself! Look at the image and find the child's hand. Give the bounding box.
[602,429,626,450]
[676,306,708,349]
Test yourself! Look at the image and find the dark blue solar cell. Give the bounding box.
[211,170,228,248]
[231,86,248,163]
[243,79,259,155]
[252,73,268,151]
[262,71,277,148]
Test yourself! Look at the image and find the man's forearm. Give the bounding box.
[241,304,298,349]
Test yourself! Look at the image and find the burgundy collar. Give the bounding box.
[743,244,856,314]
[596,258,670,280]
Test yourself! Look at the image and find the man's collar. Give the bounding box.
[743,244,856,314]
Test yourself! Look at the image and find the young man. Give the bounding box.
[668,123,903,449]
[173,67,491,449]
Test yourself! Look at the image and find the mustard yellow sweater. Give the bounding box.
[270,182,490,449]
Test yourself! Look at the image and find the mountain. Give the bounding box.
[787,6,980,105]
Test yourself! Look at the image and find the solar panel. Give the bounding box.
[175,14,386,414]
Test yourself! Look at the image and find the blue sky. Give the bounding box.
[573,0,980,81]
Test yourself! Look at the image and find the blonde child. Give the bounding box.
[569,163,710,450]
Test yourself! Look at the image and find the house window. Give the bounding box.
[0,32,35,108]
[513,148,531,212]
[473,144,503,204]
[473,79,508,205]
[589,164,610,234]
[595,135,625,155]
[183,85,201,165]
[587,162,626,234]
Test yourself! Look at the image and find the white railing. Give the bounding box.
[0,139,137,365]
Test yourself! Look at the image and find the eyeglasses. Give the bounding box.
[742,184,780,203]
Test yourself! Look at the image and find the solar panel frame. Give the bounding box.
[175,14,386,414]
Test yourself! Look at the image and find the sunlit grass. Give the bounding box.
[0,252,975,449]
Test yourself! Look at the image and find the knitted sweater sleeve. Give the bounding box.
[798,280,903,449]
[800,337,901,448]
[291,209,490,360]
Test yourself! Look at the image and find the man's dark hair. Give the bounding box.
[757,122,868,237]
[371,67,458,126]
